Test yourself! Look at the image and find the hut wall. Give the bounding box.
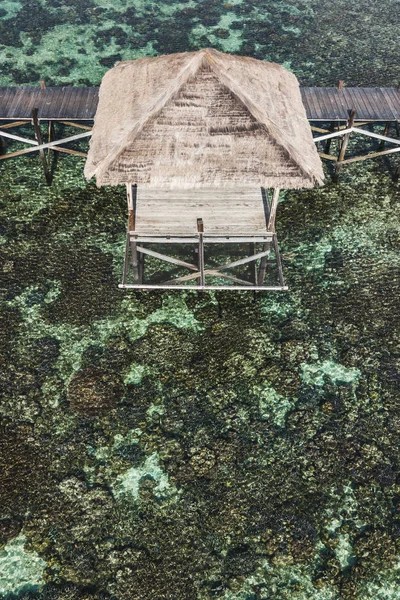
[100,66,310,188]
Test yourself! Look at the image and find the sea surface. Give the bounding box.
[0,1,400,599]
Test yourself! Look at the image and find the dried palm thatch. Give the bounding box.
[85,48,324,189]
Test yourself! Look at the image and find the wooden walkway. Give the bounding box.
[0,86,400,121]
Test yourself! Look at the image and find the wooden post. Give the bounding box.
[258,188,278,285]
[197,218,205,287]
[334,108,356,179]
[31,108,52,184]
[338,80,344,91]
[126,183,136,231]
[249,243,257,285]
[40,80,46,90]
[379,121,391,150]
[267,188,280,232]
[394,163,400,183]
[126,183,139,281]
[325,121,336,154]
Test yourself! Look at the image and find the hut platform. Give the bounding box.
[121,186,286,290]
[1,85,399,183]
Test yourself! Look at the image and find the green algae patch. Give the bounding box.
[0,533,46,596]
[255,382,295,428]
[112,453,178,500]
[301,360,361,387]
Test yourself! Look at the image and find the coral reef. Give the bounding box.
[1,1,400,599]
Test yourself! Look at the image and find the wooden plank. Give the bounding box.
[0,87,15,117]
[57,86,74,119]
[302,88,320,120]
[134,188,268,235]
[315,87,333,120]
[336,88,352,120]
[300,89,312,119]
[378,88,398,120]
[385,88,400,117]
[46,88,63,120]
[309,88,324,120]
[68,87,84,120]
[351,88,372,120]
[363,88,389,120]
[7,87,26,118]
[129,234,272,243]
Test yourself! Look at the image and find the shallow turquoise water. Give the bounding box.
[0,1,400,599]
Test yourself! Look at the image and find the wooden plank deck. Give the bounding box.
[0,86,399,121]
[134,188,269,236]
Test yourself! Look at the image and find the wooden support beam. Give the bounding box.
[334,109,356,178]
[126,184,139,281]
[119,284,288,291]
[126,183,136,231]
[267,188,280,232]
[318,152,338,161]
[313,127,353,143]
[338,80,344,91]
[0,130,38,144]
[351,127,400,145]
[250,243,257,284]
[136,245,198,271]
[0,144,87,160]
[273,235,285,288]
[0,130,91,160]
[311,125,331,134]
[122,232,130,285]
[325,121,336,153]
[0,121,29,130]
[58,121,93,131]
[197,218,205,287]
[339,146,400,164]
[31,108,52,184]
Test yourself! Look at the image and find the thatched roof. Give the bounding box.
[85,48,324,189]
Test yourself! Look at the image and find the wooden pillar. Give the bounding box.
[249,242,257,285]
[126,183,139,282]
[325,121,336,154]
[378,121,391,150]
[394,163,400,183]
[267,188,280,232]
[258,188,279,285]
[197,218,205,287]
[31,108,52,184]
[334,108,356,179]
[126,183,136,231]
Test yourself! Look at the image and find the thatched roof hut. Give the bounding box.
[85,48,323,189]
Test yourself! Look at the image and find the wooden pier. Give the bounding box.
[0,84,399,183]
